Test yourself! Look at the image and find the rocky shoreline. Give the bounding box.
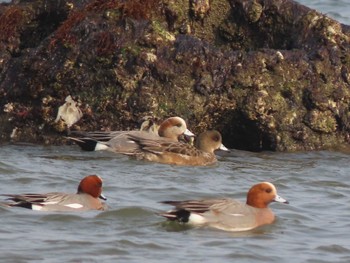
[1,0,350,151]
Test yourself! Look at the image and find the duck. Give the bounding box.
[159,182,288,231]
[0,175,107,212]
[121,130,229,166]
[68,116,194,152]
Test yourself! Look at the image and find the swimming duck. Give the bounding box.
[1,175,107,212]
[160,182,288,231]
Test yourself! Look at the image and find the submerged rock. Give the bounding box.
[0,0,350,151]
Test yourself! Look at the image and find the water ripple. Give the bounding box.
[1,144,350,262]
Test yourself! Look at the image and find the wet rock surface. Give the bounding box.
[0,0,350,151]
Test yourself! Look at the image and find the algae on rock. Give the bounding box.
[0,0,350,151]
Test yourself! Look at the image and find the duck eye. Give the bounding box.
[265,188,272,193]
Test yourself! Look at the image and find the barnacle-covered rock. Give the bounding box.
[0,0,350,151]
[242,0,263,23]
[190,0,210,21]
[304,110,337,134]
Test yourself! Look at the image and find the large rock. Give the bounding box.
[0,0,350,151]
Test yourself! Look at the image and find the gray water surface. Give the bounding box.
[0,144,350,262]
[296,0,350,25]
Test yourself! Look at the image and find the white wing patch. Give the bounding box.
[229,213,245,217]
[95,143,109,151]
[32,205,43,211]
[188,214,206,225]
[64,203,84,209]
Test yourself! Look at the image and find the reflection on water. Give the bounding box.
[0,144,350,262]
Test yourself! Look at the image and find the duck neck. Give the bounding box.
[246,198,268,208]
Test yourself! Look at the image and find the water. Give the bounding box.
[1,144,350,262]
[295,0,350,25]
[1,1,350,261]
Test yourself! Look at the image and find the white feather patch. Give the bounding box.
[64,203,84,209]
[188,213,206,225]
[32,205,43,211]
[229,213,244,216]
[95,143,109,151]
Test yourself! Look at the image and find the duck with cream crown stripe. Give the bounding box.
[0,175,107,212]
[160,182,288,231]
[68,116,194,152]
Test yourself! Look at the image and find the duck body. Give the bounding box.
[123,134,217,166]
[122,130,228,166]
[1,175,107,212]
[3,192,106,211]
[161,198,274,231]
[160,182,288,231]
[68,116,194,153]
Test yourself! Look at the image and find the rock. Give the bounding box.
[0,0,350,151]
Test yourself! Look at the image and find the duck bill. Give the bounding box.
[99,194,107,200]
[184,129,195,137]
[273,194,288,204]
[179,129,195,145]
[219,143,230,152]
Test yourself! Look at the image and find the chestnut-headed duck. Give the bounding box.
[68,116,194,152]
[121,130,229,166]
[160,182,288,231]
[1,175,107,212]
